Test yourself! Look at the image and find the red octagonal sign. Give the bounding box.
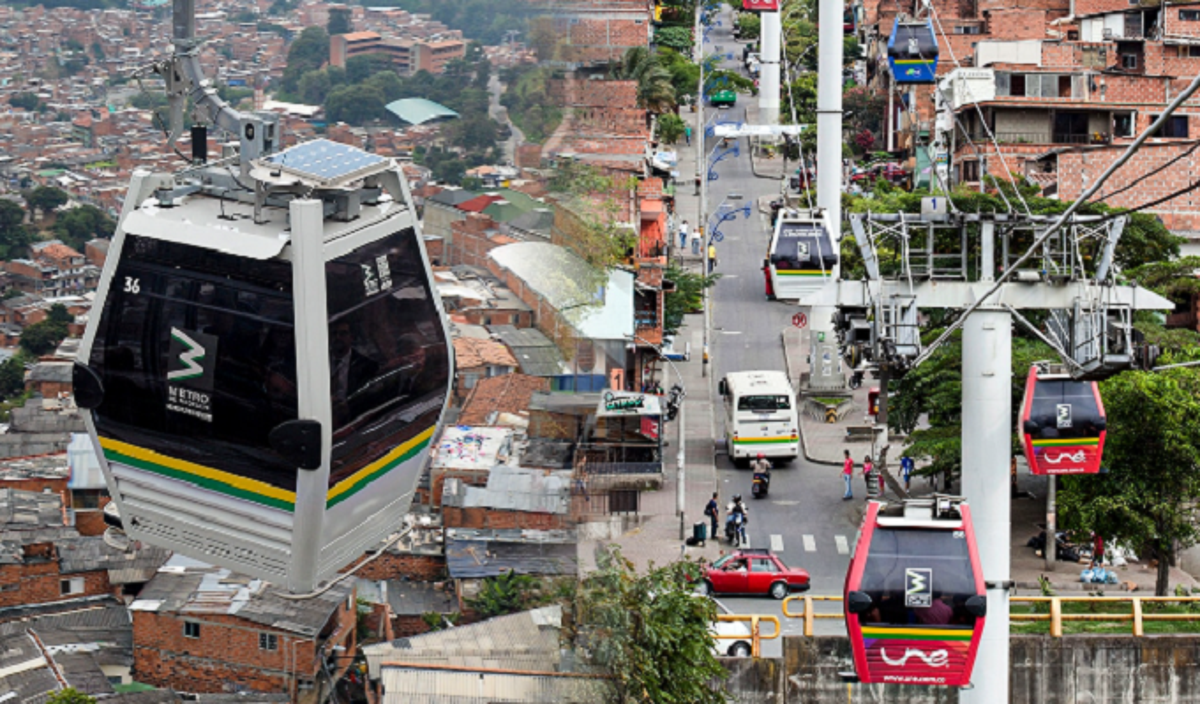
[743,0,780,11]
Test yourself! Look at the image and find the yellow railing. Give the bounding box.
[1010,596,1200,637]
[774,594,1200,638]
[782,595,845,637]
[714,614,781,657]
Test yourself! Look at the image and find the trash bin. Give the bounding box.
[693,522,708,543]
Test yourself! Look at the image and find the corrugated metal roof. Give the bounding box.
[380,667,608,703]
[445,531,577,580]
[363,606,564,679]
[133,555,352,637]
[441,465,572,515]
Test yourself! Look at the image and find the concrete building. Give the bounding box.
[329,31,466,75]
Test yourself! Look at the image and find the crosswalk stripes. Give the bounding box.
[835,535,850,555]
[803,534,817,552]
[770,534,784,552]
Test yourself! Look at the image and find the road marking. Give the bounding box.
[835,535,850,555]
[803,534,816,552]
[770,534,784,552]
[771,500,799,506]
[719,330,743,335]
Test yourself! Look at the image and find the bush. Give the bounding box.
[657,113,686,144]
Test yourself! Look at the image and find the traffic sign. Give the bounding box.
[792,312,808,328]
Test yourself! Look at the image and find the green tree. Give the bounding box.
[19,319,69,357]
[52,204,115,251]
[366,70,405,103]
[10,92,41,111]
[0,199,32,255]
[0,352,29,399]
[46,303,72,326]
[663,264,718,336]
[327,6,352,35]
[657,112,686,145]
[345,53,393,84]
[24,186,69,215]
[45,688,96,704]
[566,547,727,704]
[298,69,333,105]
[654,26,693,54]
[324,83,386,124]
[612,47,676,113]
[657,48,700,106]
[734,13,760,40]
[466,570,544,618]
[1059,369,1200,596]
[280,26,330,96]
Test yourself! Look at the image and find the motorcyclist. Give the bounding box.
[750,453,772,495]
[726,494,749,546]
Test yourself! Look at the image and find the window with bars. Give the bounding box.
[259,633,278,651]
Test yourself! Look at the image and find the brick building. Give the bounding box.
[451,336,519,401]
[130,555,357,701]
[459,372,550,426]
[329,31,466,75]
[0,488,168,609]
[440,464,573,531]
[859,0,1200,233]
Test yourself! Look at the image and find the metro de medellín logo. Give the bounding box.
[166,327,218,422]
[167,326,218,390]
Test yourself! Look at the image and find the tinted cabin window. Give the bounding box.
[90,236,299,492]
[771,224,834,269]
[857,527,978,629]
[325,227,448,489]
[737,395,792,411]
[1028,380,1101,440]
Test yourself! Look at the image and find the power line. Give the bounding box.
[911,67,1200,368]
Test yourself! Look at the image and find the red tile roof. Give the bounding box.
[458,194,504,213]
[459,373,550,426]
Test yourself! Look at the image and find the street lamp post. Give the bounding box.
[630,332,687,538]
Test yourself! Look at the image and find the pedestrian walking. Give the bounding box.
[900,454,914,493]
[679,220,689,249]
[707,243,717,273]
[685,125,692,145]
[690,227,702,256]
[842,449,854,500]
[704,491,720,542]
[863,454,875,498]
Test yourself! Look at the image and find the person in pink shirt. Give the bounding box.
[863,455,874,498]
[842,449,854,500]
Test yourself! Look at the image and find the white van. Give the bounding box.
[719,370,799,467]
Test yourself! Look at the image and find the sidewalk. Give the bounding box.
[577,112,725,574]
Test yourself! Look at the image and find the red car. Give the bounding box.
[697,549,811,600]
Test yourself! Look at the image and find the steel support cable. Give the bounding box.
[928,5,1034,216]
[910,69,1200,369]
[781,19,815,209]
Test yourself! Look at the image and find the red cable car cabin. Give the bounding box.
[844,498,986,687]
[1020,364,1106,475]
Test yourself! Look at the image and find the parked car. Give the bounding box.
[696,548,810,599]
[709,596,753,657]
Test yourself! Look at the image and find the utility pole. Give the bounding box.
[696,1,709,380]
[1045,476,1057,570]
[837,212,1172,704]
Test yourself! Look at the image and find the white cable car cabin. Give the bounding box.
[74,140,451,594]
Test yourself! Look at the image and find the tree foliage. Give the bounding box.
[654,26,693,54]
[565,547,727,704]
[327,6,352,35]
[19,318,69,357]
[500,64,562,143]
[45,689,96,704]
[24,186,69,215]
[0,351,29,400]
[466,570,546,619]
[280,26,330,96]
[53,205,115,252]
[734,13,760,40]
[1058,369,1200,595]
[657,113,686,145]
[0,199,33,258]
[612,47,677,113]
[663,264,718,336]
[9,92,43,111]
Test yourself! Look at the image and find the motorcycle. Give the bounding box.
[724,507,748,547]
[751,471,770,499]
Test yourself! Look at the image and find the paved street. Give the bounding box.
[692,5,856,644]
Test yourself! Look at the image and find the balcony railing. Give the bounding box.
[634,311,659,328]
[965,132,1108,145]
